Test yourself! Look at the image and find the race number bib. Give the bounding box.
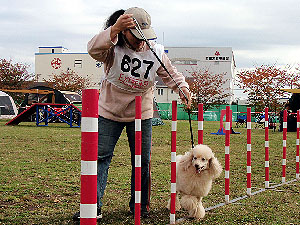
[106,43,164,92]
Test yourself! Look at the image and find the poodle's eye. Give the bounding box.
[193,157,197,160]
[202,158,206,161]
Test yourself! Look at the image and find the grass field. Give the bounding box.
[0,119,299,225]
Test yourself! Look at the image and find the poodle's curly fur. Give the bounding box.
[168,144,222,219]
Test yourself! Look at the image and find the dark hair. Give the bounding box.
[104,9,125,46]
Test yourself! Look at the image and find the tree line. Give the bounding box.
[185,64,300,113]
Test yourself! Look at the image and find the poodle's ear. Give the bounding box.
[208,157,222,179]
[179,151,193,171]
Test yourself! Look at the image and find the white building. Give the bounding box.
[155,76,181,103]
[35,46,235,104]
[35,46,104,88]
[154,47,236,104]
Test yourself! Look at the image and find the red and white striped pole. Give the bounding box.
[80,89,99,225]
[282,110,287,183]
[170,101,177,224]
[265,108,270,188]
[246,107,251,195]
[225,106,230,204]
[198,103,204,145]
[135,96,142,225]
[296,110,300,180]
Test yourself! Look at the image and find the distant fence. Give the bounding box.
[156,103,279,122]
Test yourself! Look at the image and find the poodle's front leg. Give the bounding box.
[180,195,202,218]
[194,197,205,219]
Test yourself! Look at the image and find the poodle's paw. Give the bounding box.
[184,197,205,219]
[194,203,205,219]
[194,208,205,219]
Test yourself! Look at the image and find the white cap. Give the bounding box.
[124,7,157,40]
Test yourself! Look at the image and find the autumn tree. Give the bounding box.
[285,64,300,89]
[186,68,231,112]
[44,69,91,92]
[0,58,35,104]
[236,64,299,113]
[0,58,34,90]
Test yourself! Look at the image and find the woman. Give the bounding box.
[73,7,191,221]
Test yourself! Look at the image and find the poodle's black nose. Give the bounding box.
[195,164,204,170]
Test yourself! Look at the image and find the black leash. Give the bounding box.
[187,108,195,148]
[133,18,195,149]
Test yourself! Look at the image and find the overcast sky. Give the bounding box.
[1,0,300,74]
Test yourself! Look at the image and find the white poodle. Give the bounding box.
[168,144,222,219]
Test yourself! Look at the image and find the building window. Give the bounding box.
[158,89,164,95]
[52,49,55,53]
[172,59,197,65]
[74,59,82,68]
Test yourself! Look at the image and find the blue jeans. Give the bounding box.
[97,116,152,211]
